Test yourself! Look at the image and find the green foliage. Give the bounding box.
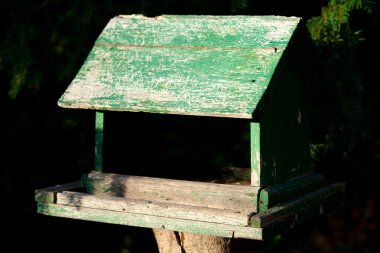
[0,1,122,100]
[231,0,249,13]
[307,0,375,45]
[8,64,29,99]
[307,0,377,161]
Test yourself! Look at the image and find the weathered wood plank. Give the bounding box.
[97,15,300,49]
[57,191,253,226]
[59,45,281,118]
[83,171,259,212]
[37,202,263,240]
[250,183,345,228]
[35,180,344,240]
[34,181,82,203]
[258,173,324,212]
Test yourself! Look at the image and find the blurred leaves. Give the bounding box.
[307,0,377,161]
[307,0,376,45]
[9,64,29,98]
[231,0,249,13]
[0,1,119,100]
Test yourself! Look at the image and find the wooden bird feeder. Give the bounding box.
[35,15,345,240]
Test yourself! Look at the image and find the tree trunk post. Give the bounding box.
[153,229,231,253]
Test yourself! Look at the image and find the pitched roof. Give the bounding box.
[58,15,301,118]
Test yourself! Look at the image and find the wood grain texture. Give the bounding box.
[250,122,261,186]
[34,181,82,203]
[256,28,314,187]
[57,191,253,226]
[83,171,259,212]
[153,229,232,253]
[35,179,344,240]
[152,229,184,253]
[98,15,300,49]
[37,202,263,240]
[58,15,300,118]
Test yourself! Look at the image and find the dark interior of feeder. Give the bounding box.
[103,111,251,183]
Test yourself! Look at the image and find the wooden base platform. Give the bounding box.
[35,173,344,240]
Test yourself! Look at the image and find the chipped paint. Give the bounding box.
[250,123,261,186]
[58,15,301,119]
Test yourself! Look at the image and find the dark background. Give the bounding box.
[1,0,379,252]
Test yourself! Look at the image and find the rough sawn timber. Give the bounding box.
[37,202,263,240]
[83,171,259,212]
[35,180,345,240]
[57,191,253,226]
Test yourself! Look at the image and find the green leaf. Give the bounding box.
[8,64,29,99]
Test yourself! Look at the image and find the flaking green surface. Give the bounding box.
[37,202,263,239]
[250,122,261,186]
[58,15,300,118]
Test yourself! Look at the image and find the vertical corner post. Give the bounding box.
[250,122,261,187]
[94,111,104,172]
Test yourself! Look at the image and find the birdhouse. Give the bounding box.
[35,15,344,240]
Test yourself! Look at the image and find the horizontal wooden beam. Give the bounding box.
[83,171,259,212]
[35,178,345,240]
[57,191,253,226]
[251,183,345,228]
[37,202,263,240]
[258,173,324,212]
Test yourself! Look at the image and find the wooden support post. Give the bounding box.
[250,122,261,187]
[94,111,104,172]
[153,229,231,253]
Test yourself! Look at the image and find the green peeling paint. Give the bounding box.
[58,15,300,119]
[96,15,300,49]
[37,202,263,240]
[250,122,261,186]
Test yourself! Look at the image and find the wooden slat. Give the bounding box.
[58,46,280,118]
[37,202,263,240]
[83,171,259,212]
[58,15,300,118]
[97,15,300,49]
[34,181,82,203]
[258,173,324,211]
[250,183,345,228]
[57,191,253,226]
[35,180,344,240]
